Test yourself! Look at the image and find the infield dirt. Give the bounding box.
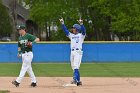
[0,77,140,93]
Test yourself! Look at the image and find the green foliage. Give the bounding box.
[28,0,80,25]
[111,0,140,32]
[23,0,140,41]
[50,30,69,41]
[89,0,140,40]
[25,0,82,40]
[0,1,13,37]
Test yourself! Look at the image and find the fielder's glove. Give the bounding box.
[26,41,32,47]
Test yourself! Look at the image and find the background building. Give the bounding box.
[2,0,29,40]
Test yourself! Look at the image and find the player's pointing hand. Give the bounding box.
[77,19,83,25]
[17,54,21,58]
[59,18,64,24]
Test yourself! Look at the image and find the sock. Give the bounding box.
[73,69,80,82]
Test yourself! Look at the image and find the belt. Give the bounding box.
[22,51,32,53]
[72,48,81,51]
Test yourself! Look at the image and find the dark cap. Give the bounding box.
[16,25,26,30]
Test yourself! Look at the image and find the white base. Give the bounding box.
[63,83,77,87]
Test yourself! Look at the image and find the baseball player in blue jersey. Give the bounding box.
[59,18,86,86]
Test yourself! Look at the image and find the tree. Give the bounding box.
[0,0,13,38]
[23,0,82,41]
[22,0,140,41]
[88,0,140,41]
[111,0,140,40]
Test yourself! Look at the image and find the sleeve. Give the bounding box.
[18,41,21,47]
[29,34,37,42]
[18,38,21,47]
[61,24,70,36]
[81,25,86,36]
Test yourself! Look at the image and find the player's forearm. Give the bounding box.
[18,47,22,54]
[80,25,86,35]
[34,38,40,42]
[32,38,40,44]
[61,24,70,36]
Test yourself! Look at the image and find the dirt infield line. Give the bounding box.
[0,77,140,93]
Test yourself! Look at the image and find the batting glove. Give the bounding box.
[77,19,83,25]
[59,18,64,24]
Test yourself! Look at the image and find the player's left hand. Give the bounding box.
[77,19,83,25]
[17,54,21,58]
[59,18,64,24]
[26,41,32,47]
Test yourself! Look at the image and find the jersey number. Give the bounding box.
[76,38,79,43]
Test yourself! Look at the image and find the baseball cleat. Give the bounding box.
[77,81,82,86]
[71,80,82,86]
[31,82,37,87]
[71,80,77,84]
[12,80,20,87]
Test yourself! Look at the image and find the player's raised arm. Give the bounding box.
[78,19,86,35]
[59,18,70,36]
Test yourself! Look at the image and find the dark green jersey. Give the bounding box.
[18,33,36,53]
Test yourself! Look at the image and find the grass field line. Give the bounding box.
[0,63,140,77]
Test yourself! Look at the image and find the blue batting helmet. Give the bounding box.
[72,24,81,32]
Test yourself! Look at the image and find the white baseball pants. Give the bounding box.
[71,50,83,70]
[16,52,36,83]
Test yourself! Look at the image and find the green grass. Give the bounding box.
[0,90,9,93]
[0,63,140,77]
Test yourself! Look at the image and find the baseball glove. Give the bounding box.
[26,41,32,47]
